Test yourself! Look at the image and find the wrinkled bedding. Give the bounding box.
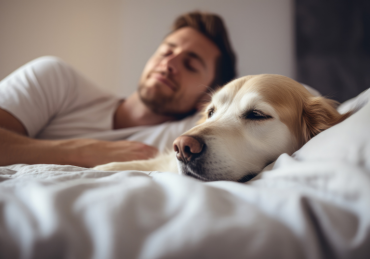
[0,93,370,258]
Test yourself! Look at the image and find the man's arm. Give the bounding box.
[0,109,158,167]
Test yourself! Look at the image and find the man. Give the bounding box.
[0,11,236,167]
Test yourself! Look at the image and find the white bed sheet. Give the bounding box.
[0,93,370,258]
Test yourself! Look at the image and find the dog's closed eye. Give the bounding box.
[242,109,272,121]
[207,107,215,118]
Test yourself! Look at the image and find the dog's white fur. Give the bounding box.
[94,74,349,182]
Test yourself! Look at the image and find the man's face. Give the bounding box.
[138,27,220,116]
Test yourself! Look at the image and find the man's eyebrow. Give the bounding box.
[166,42,177,48]
[165,41,207,70]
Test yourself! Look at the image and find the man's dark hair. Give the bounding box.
[172,11,237,90]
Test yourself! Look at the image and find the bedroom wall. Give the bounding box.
[0,0,294,97]
[0,0,125,95]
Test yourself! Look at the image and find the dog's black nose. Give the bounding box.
[173,135,204,163]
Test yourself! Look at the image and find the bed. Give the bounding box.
[0,89,370,259]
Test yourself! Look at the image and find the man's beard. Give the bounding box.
[138,82,196,118]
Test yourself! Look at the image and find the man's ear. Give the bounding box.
[301,96,351,144]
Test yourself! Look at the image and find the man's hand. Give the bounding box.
[60,139,159,167]
[0,108,159,167]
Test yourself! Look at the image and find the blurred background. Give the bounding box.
[0,0,294,96]
[0,0,369,102]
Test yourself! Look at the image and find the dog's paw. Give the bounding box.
[93,162,126,171]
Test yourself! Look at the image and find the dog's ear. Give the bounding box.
[301,96,351,144]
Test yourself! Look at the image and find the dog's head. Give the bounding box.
[173,74,350,182]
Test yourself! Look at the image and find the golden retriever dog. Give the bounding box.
[94,74,350,182]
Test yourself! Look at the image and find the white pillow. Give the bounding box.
[337,88,370,114]
[292,93,370,171]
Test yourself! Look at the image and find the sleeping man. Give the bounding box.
[0,11,236,167]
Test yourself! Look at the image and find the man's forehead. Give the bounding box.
[164,27,220,59]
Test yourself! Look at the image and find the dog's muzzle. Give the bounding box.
[173,135,205,164]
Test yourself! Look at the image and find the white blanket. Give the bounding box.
[1,96,370,258]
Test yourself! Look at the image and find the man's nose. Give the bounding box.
[173,135,205,163]
[159,54,179,74]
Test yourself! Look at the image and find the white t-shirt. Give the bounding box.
[0,56,199,152]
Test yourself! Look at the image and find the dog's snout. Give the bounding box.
[173,135,204,163]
